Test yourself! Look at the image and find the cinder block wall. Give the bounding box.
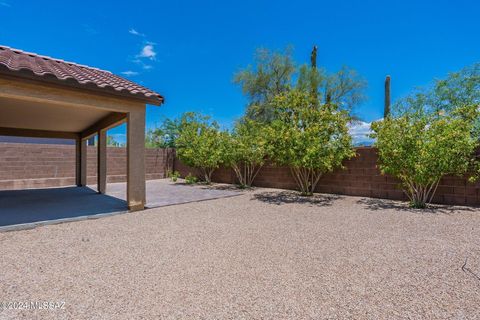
[0,143,173,190]
[2,143,479,205]
[175,147,480,206]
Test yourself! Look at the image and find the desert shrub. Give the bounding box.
[371,105,480,208]
[185,173,198,185]
[222,119,270,188]
[167,170,180,182]
[266,89,355,195]
[176,112,228,184]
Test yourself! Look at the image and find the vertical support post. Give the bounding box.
[97,130,107,194]
[75,137,81,186]
[76,137,87,186]
[127,109,146,211]
[80,139,87,186]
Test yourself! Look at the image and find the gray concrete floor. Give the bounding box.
[104,179,241,208]
[0,179,240,229]
[0,187,127,228]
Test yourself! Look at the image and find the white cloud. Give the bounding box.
[121,70,139,76]
[125,31,157,73]
[129,29,145,37]
[348,120,376,146]
[137,44,156,60]
[130,58,154,71]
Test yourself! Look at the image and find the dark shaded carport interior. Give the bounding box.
[0,187,127,227]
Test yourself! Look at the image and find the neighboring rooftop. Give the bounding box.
[0,45,164,105]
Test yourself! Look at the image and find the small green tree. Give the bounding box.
[267,89,355,195]
[427,63,480,113]
[234,47,296,123]
[223,119,270,188]
[235,46,368,123]
[371,105,480,208]
[107,135,123,147]
[176,112,227,184]
[145,117,182,148]
[393,63,480,118]
[297,65,367,114]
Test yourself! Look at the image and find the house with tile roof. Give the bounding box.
[0,45,164,211]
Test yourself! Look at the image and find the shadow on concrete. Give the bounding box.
[198,184,246,192]
[172,181,242,191]
[0,186,127,228]
[356,197,475,214]
[253,190,340,207]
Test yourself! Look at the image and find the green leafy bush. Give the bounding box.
[222,119,271,188]
[185,173,198,185]
[266,89,355,195]
[371,105,480,208]
[167,170,180,182]
[176,112,228,184]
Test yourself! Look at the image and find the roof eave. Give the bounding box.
[144,96,164,106]
[0,67,164,106]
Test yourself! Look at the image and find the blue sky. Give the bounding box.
[1,0,479,143]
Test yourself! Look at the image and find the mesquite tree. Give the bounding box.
[145,117,182,148]
[267,89,355,195]
[393,63,480,118]
[223,119,270,188]
[235,46,367,123]
[371,105,480,208]
[234,47,296,123]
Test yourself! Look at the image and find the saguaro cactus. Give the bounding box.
[310,45,319,107]
[384,75,391,118]
[310,45,317,69]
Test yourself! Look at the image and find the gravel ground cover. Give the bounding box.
[1,187,479,319]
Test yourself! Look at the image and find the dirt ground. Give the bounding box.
[1,187,479,319]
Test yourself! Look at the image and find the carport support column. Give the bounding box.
[97,130,107,194]
[127,109,146,211]
[76,138,87,186]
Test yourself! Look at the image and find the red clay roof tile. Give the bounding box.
[0,45,164,105]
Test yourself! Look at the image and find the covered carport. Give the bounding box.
[0,45,164,214]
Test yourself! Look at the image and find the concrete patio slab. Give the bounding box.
[105,179,242,208]
[0,187,128,230]
[0,179,241,231]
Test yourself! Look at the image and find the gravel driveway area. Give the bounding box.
[1,187,479,319]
